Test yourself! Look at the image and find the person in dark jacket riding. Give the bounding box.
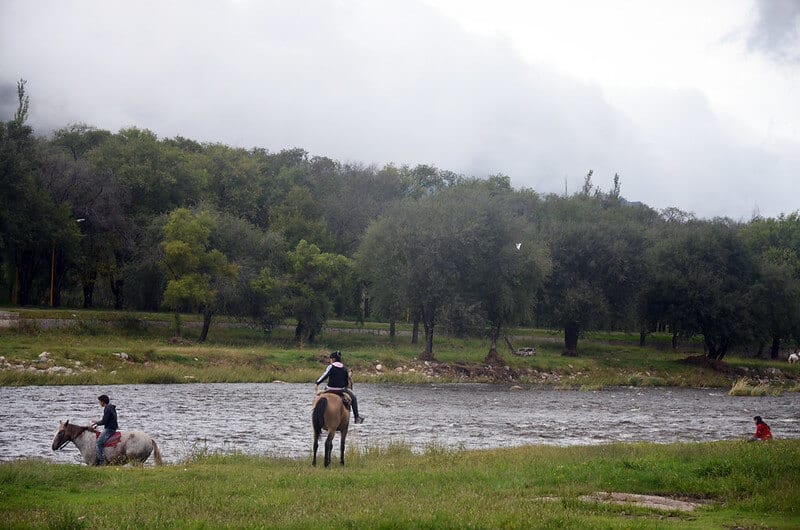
[91,394,118,465]
[315,351,365,424]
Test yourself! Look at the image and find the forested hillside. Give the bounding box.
[3,81,799,359]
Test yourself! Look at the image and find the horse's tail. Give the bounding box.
[313,397,327,435]
[151,438,163,466]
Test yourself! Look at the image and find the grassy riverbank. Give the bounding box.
[2,441,799,528]
[1,310,799,390]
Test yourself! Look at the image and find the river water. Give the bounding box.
[2,383,799,465]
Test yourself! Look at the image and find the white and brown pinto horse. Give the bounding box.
[312,392,350,467]
[52,420,162,466]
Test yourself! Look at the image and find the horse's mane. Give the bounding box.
[64,421,97,435]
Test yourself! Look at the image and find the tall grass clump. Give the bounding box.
[728,377,780,396]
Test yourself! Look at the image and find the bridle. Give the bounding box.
[54,425,93,451]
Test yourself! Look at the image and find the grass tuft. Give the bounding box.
[729,378,782,396]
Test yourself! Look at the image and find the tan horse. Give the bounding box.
[52,420,163,466]
[312,392,350,467]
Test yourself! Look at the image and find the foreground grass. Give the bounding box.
[2,441,799,528]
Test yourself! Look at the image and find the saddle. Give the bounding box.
[94,431,122,447]
[322,389,352,411]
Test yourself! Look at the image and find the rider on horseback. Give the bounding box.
[315,351,365,424]
[91,394,118,465]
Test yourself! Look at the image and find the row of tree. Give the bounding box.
[2,81,800,360]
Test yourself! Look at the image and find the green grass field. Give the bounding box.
[2,441,799,529]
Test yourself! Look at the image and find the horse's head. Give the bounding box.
[52,420,82,451]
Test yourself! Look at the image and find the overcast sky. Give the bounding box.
[1,0,798,220]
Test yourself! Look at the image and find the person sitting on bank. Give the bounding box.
[315,351,365,424]
[749,415,772,442]
[91,394,118,465]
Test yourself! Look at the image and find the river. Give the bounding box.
[2,383,799,464]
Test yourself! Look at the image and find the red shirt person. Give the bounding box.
[750,416,773,441]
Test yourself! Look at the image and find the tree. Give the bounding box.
[269,186,335,251]
[205,207,286,330]
[161,208,237,340]
[740,213,800,357]
[1,80,82,306]
[43,125,134,308]
[358,185,511,360]
[90,128,205,220]
[51,123,111,161]
[313,162,405,256]
[539,195,650,355]
[356,209,409,340]
[452,182,551,364]
[200,143,262,222]
[646,220,759,360]
[253,240,352,344]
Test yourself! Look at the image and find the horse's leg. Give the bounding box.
[324,430,334,468]
[339,429,346,466]
[312,431,320,466]
[312,397,328,467]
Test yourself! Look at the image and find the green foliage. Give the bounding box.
[253,240,352,343]
[269,185,335,251]
[160,208,237,337]
[5,85,800,373]
[645,220,760,360]
[740,213,800,356]
[539,193,652,354]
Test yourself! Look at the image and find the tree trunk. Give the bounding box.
[389,318,396,339]
[173,312,182,338]
[563,322,579,356]
[705,338,729,360]
[639,330,646,347]
[420,319,435,361]
[52,248,67,308]
[12,266,20,305]
[82,270,97,309]
[199,308,213,343]
[671,331,678,349]
[15,250,42,306]
[484,325,505,365]
[110,277,124,310]
[411,313,420,345]
[504,335,516,355]
[770,335,780,360]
